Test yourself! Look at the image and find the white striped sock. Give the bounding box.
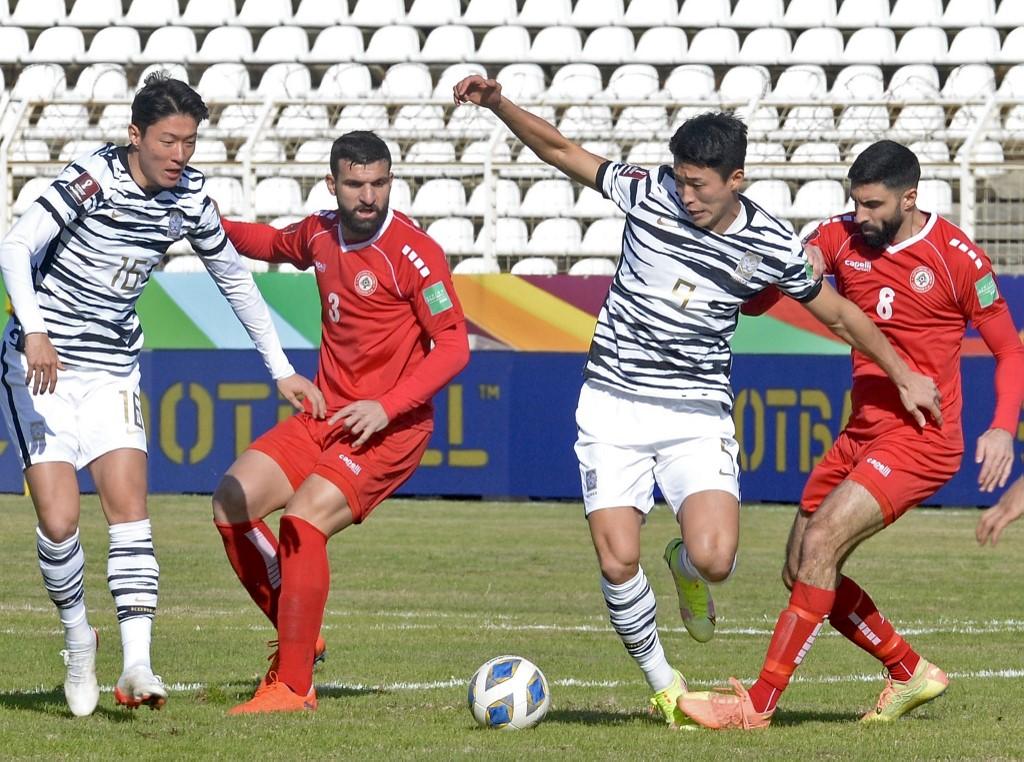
[600,567,676,692]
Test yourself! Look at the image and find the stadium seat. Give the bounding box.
[888,65,944,139]
[571,186,621,218]
[393,105,446,135]
[569,257,616,276]
[467,179,522,216]
[245,139,287,164]
[580,218,626,255]
[520,179,575,218]
[915,179,953,214]
[833,65,889,137]
[779,106,835,139]
[526,218,582,255]
[453,257,502,274]
[275,105,330,137]
[771,65,827,101]
[955,139,1004,166]
[615,107,669,139]
[909,140,951,164]
[407,0,461,26]
[293,0,348,26]
[995,0,1024,26]
[335,104,389,133]
[842,28,896,64]
[789,180,846,220]
[13,177,53,215]
[836,0,889,26]
[192,26,253,64]
[744,180,792,218]
[390,178,413,213]
[738,105,782,135]
[124,0,177,26]
[528,26,583,64]
[196,64,251,100]
[663,65,716,101]
[677,0,732,27]
[504,142,554,179]
[180,0,235,26]
[10,0,63,26]
[624,141,671,165]
[493,63,545,101]
[411,178,467,218]
[215,104,262,134]
[433,63,487,98]
[889,0,942,27]
[894,27,948,63]
[237,0,292,26]
[294,139,331,165]
[474,217,529,255]
[943,0,994,26]
[138,27,197,63]
[633,26,688,64]
[405,141,458,165]
[448,107,502,139]
[364,25,421,63]
[719,66,772,103]
[0,26,28,64]
[998,64,1024,97]
[27,27,84,63]
[81,27,140,64]
[948,26,1001,63]
[96,104,131,139]
[518,0,571,26]
[13,64,66,100]
[254,178,303,217]
[256,63,313,98]
[791,28,845,66]
[557,105,614,139]
[381,63,433,99]
[476,26,531,63]
[510,257,558,275]
[845,140,873,162]
[319,62,372,97]
[546,63,603,101]
[75,63,129,99]
[306,26,364,63]
[426,217,475,255]
[737,28,791,65]
[571,0,624,27]
[623,0,677,27]
[137,63,189,87]
[349,0,405,26]
[784,0,837,26]
[461,0,516,25]
[730,0,784,28]
[302,181,334,213]
[1001,27,1024,64]
[69,0,120,26]
[581,26,635,65]
[190,140,228,165]
[604,64,661,100]
[26,104,89,139]
[784,143,843,179]
[687,28,740,64]
[746,141,787,166]
[10,139,50,164]
[249,26,309,63]
[419,24,476,63]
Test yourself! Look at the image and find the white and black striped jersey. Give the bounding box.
[587,161,821,407]
[0,144,293,378]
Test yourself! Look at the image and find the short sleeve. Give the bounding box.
[597,161,655,214]
[407,238,465,337]
[801,217,844,273]
[34,155,107,229]
[774,235,823,303]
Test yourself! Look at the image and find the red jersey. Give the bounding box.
[223,209,468,430]
[808,212,1017,446]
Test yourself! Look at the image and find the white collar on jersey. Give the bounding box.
[336,206,395,252]
[885,211,937,254]
[722,199,750,235]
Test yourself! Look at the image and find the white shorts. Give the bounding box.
[0,342,147,471]
[574,380,740,516]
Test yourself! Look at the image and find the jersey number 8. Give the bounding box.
[876,287,895,320]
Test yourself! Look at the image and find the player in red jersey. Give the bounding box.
[210,132,470,714]
[680,140,1024,729]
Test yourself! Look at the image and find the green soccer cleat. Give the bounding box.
[861,659,949,723]
[648,669,697,730]
[664,538,716,643]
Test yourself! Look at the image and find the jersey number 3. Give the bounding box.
[875,286,895,320]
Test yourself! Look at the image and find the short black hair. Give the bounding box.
[668,112,747,179]
[848,140,920,191]
[330,131,392,177]
[131,71,209,134]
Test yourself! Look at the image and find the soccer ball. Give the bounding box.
[468,655,550,730]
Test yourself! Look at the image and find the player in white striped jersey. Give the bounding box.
[0,73,324,717]
[454,76,942,727]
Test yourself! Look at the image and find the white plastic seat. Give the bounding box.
[335,104,390,133]
[249,26,309,63]
[943,0,994,26]
[908,140,951,164]
[411,179,467,217]
[407,0,461,25]
[998,65,1024,97]
[746,142,787,165]
[677,0,731,26]
[836,0,889,26]
[68,0,121,26]
[392,105,446,135]
[319,62,373,98]
[10,0,63,25]
[789,181,845,219]
[954,139,1004,165]
[719,66,772,103]
[453,257,502,274]
[405,141,457,164]
[894,27,947,63]
[10,140,50,163]
[528,26,582,64]
[164,255,206,273]
[995,0,1024,26]
[237,0,292,26]
[138,27,197,63]
[791,28,844,66]
[837,105,889,138]
[27,104,89,138]
[467,179,521,216]
[433,63,487,98]
[569,257,616,276]
[81,27,140,64]
[216,105,262,134]
[571,187,620,218]
[293,0,349,26]
[914,179,953,214]
[580,218,625,255]
[783,0,836,26]
[889,0,942,26]
[737,28,791,65]
[580,26,635,64]
[476,25,530,63]
[744,180,792,218]
[943,64,996,99]
[0,26,29,64]
[123,0,177,26]
[634,27,688,64]
[687,28,740,64]
[294,140,332,165]
[26,27,84,63]
[307,26,364,63]
[737,105,781,135]
[783,143,843,179]
[257,64,313,98]
[623,0,677,26]
[196,64,251,100]
[493,64,545,101]
[730,0,784,28]
[833,66,888,137]
[474,218,529,255]
[426,217,475,255]
[557,106,613,139]
[75,63,129,99]
[887,65,944,139]
[419,25,475,62]
[948,26,1000,63]
[843,28,896,64]
[246,140,286,164]
[604,64,661,100]
[510,257,558,275]
[519,179,575,217]
[192,27,253,64]
[845,141,874,162]
[770,65,827,101]
[1003,106,1024,138]
[461,0,516,25]
[615,107,668,139]
[96,104,131,139]
[380,63,433,99]
[518,0,571,26]
[14,178,55,214]
[571,0,624,27]
[1001,28,1024,64]
[190,140,228,164]
[304,181,335,214]
[778,106,835,137]
[663,65,715,101]
[364,26,420,63]
[527,218,581,256]
[137,63,189,87]
[546,63,603,101]
[447,106,501,139]
[349,0,405,26]
[624,141,671,165]
[254,178,304,217]
[275,105,330,137]
[180,0,235,27]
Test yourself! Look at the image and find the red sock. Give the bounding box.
[829,575,920,682]
[747,581,836,714]
[276,515,329,696]
[216,520,281,626]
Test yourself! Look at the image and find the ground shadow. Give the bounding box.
[544,707,654,726]
[0,687,134,722]
[770,709,862,726]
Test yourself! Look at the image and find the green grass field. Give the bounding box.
[0,496,1022,760]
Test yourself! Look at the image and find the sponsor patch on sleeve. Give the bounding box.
[975,272,998,308]
[66,171,100,206]
[620,165,648,180]
[422,281,453,316]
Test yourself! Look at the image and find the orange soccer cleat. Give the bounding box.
[229,674,318,715]
[678,678,774,730]
[259,636,327,690]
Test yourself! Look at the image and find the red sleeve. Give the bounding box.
[221,216,312,267]
[741,286,783,316]
[377,323,470,421]
[976,306,1024,434]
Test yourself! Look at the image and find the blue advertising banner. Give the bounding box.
[0,350,1011,507]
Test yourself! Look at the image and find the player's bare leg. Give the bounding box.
[89,448,166,709]
[665,490,738,643]
[587,507,692,728]
[27,462,99,717]
[230,475,351,714]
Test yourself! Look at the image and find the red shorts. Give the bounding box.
[801,425,962,525]
[250,412,431,523]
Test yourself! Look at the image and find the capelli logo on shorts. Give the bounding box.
[866,457,891,477]
[339,454,362,475]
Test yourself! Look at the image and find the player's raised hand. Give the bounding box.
[277,374,326,419]
[329,400,390,448]
[977,474,1024,546]
[975,427,1014,493]
[453,76,503,110]
[896,370,942,429]
[23,332,64,395]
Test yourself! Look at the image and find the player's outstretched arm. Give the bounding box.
[977,475,1024,546]
[453,75,605,191]
[800,280,942,428]
[974,311,1024,492]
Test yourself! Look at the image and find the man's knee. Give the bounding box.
[598,554,640,585]
[685,536,737,583]
[36,519,79,544]
[781,562,797,591]
[212,475,249,524]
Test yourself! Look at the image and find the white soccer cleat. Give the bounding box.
[114,664,167,710]
[61,627,99,718]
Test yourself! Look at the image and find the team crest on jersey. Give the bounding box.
[730,252,763,283]
[314,260,327,273]
[584,469,597,496]
[910,265,935,293]
[167,210,184,239]
[354,270,377,296]
[67,172,100,206]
